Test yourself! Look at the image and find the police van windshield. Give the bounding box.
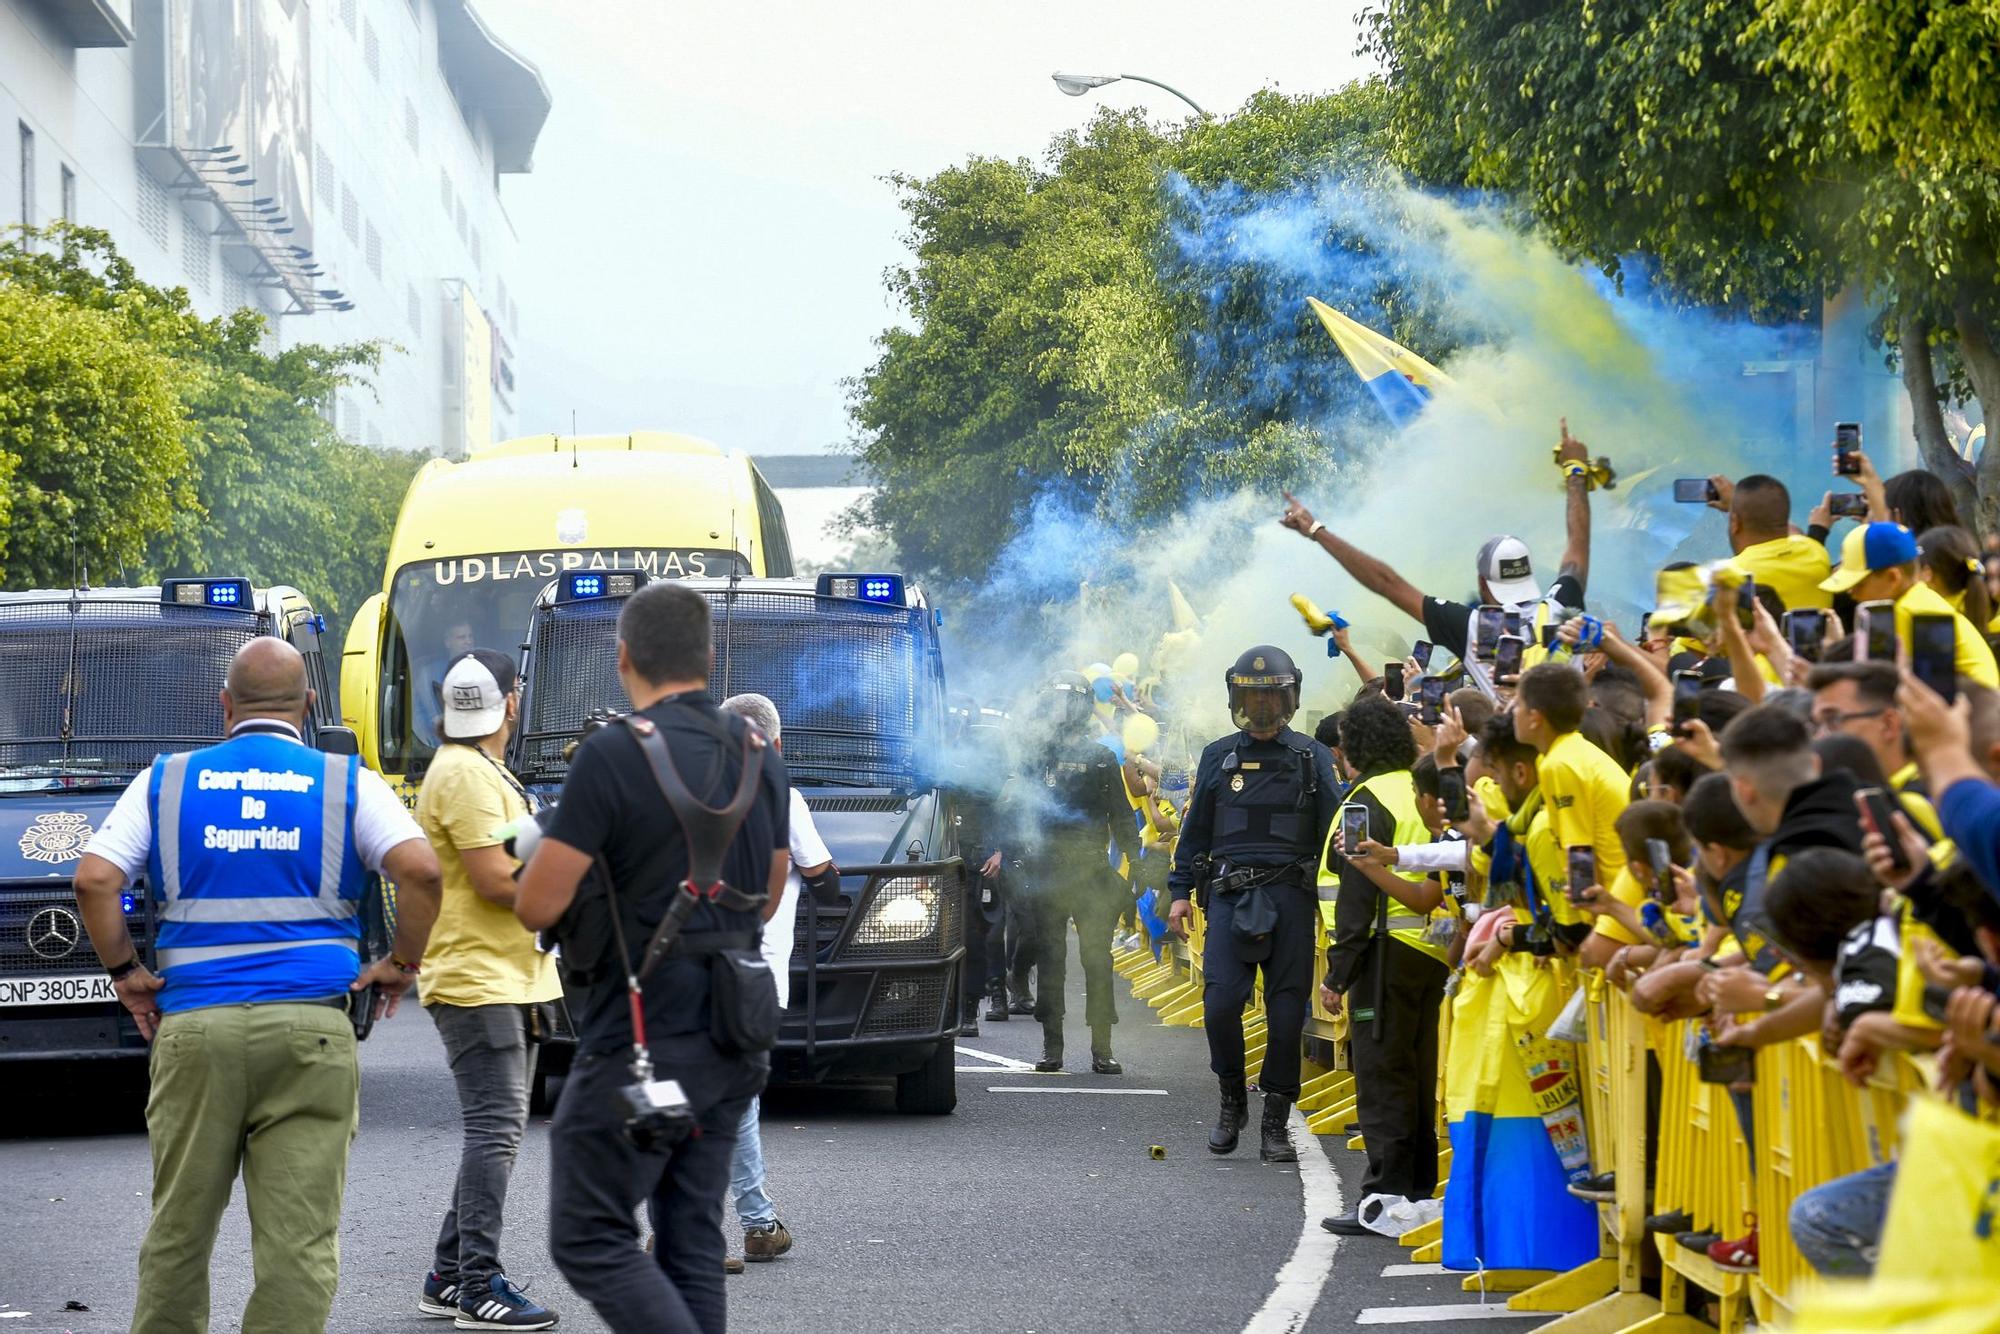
[0,598,253,783]
[381,548,749,772]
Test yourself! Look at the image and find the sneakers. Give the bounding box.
[1567,1171,1616,1203]
[419,1272,461,1318]
[743,1220,793,1262]
[456,1274,558,1330]
[1707,1222,1759,1273]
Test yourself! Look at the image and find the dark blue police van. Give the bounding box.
[510,569,966,1114]
[0,580,342,1068]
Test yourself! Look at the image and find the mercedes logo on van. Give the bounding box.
[26,907,82,961]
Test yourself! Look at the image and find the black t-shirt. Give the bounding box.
[1421,572,1585,660]
[545,692,790,1054]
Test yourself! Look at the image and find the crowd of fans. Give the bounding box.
[1258,431,2000,1304]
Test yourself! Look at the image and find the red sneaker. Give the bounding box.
[1706,1225,1759,1273]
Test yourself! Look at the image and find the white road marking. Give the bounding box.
[1239,1108,1343,1334]
[955,1044,1037,1071]
[1381,1263,1447,1277]
[1355,1305,1547,1325]
[984,1086,1169,1095]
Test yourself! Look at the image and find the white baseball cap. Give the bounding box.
[440,650,517,739]
[1477,535,1541,607]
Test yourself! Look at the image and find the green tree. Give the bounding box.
[1364,0,2000,530]
[0,224,421,628]
[0,282,192,585]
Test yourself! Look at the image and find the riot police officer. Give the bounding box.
[1006,671,1141,1073]
[1168,646,1340,1162]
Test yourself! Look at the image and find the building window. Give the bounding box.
[364,21,381,79]
[341,0,357,35]
[366,221,382,278]
[454,197,467,242]
[440,167,452,215]
[316,146,336,209]
[17,122,34,230]
[469,225,481,271]
[59,165,75,222]
[136,167,170,249]
[341,184,359,243]
[181,210,210,291]
[407,282,422,334]
[404,99,419,152]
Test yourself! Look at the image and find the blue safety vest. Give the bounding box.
[144,727,367,1014]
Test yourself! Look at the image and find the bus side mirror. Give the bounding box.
[318,725,361,756]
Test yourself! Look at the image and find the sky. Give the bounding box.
[477,0,1376,457]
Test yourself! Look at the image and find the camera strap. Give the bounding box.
[618,715,770,979]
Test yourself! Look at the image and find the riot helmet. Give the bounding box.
[1043,670,1097,730]
[1226,645,1301,735]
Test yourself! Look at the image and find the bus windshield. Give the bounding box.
[379,547,748,772]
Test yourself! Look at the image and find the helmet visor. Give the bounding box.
[1230,685,1295,734]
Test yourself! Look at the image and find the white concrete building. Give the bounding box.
[0,0,546,456]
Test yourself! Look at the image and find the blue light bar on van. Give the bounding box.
[556,569,647,603]
[816,573,906,606]
[162,578,252,609]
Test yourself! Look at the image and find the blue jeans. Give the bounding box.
[729,1096,778,1229]
[1789,1161,1896,1278]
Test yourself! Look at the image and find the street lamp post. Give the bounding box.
[1051,72,1208,118]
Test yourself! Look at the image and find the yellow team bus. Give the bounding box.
[341,431,793,787]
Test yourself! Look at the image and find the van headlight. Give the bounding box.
[848,876,941,951]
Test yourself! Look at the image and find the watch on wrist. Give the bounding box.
[389,955,421,975]
[1762,985,1785,1012]
[106,956,142,982]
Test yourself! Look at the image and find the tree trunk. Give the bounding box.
[1956,304,2000,538]
[1898,310,1980,528]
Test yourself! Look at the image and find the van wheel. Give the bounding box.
[894,1041,956,1115]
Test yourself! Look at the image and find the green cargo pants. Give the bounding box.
[132,1001,359,1334]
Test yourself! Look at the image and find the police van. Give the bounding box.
[0,580,344,1067]
[510,569,966,1114]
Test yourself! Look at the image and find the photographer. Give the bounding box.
[516,583,789,1334]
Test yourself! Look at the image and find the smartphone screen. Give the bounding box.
[1828,493,1869,519]
[1384,661,1405,700]
[1644,837,1673,899]
[1782,609,1826,663]
[1475,606,1504,659]
[1418,677,1447,727]
[1502,609,1525,641]
[1673,478,1713,504]
[1493,634,1525,680]
[1735,576,1757,631]
[1857,602,1897,662]
[1340,803,1371,856]
[1565,846,1596,905]
[1910,612,1958,702]
[1673,669,1703,702]
[1412,641,1434,671]
[1856,786,1910,871]
[1438,766,1470,822]
[1834,422,1863,476]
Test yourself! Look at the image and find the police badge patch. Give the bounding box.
[1230,774,1245,793]
[18,811,93,865]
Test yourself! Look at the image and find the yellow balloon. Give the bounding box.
[1111,652,1140,680]
[1122,713,1160,756]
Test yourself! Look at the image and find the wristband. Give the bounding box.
[389,955,421,975]
[1563,462,1589,481]
[1306,521,1325,539]
[107,957,142,982]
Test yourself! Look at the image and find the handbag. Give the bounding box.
[708,950,779,1055]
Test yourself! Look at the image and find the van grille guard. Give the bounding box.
[798,857,964,1063]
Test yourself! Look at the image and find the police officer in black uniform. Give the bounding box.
[1168,646,1340,1162]
[1008,671,1141,1074]
[516,581,788,1334]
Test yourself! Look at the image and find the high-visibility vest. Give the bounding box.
[145,729,366,1015]
[1320,769,1451,963]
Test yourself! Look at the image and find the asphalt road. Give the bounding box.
[0,947,1546,1334]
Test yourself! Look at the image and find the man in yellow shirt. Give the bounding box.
[414,649,562,1330]
[1820,521,2000,687]
[1709,473,1832,611]
[1514,664,1631,974]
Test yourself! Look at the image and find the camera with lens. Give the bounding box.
[618,1065,697,1151]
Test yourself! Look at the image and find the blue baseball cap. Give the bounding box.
[1820,522,1919,593]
